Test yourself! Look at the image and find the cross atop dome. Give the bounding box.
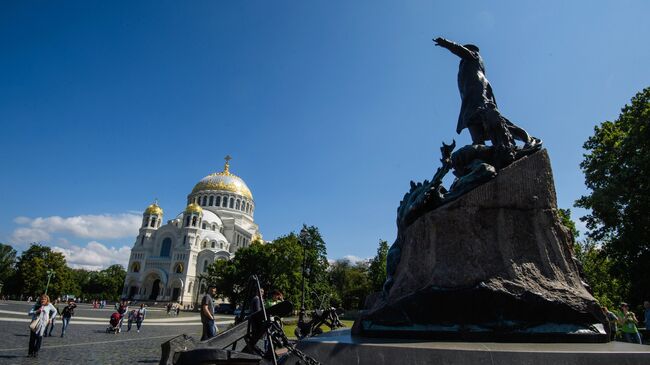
[223,155,232,175]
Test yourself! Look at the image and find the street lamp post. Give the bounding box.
[194,277,206,310]
[298,227,309,324]
[45,269,55,295]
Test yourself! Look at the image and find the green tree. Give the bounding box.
[204,225,330,309]
[14,244,76,298]
[575,87,650,304]
[81,264,127,301]
[557,208,579,239]
[71,268,92,298]
[368,240,389,292]
[573,239,623,308]
[559,209,623,307]
[0,243,17,291]
[329,259,371,310]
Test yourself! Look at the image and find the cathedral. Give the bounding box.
[122,156,262,305]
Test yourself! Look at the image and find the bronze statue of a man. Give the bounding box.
[434,37,540,149]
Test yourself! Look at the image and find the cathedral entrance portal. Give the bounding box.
[149,279,161,300]
[128,286,138,300]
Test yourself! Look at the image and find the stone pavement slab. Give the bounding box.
[0,300,234,364]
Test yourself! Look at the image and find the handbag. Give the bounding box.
[29,317,41,332]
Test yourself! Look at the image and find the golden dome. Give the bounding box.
[184,202,203,215]
[144,202,163,216]
[191,156,253,199]
[251,232,263,243]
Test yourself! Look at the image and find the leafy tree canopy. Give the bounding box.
[204,225,330,309]
[576,86,650,304]
[368,240,389,292]
[14,244,76,298]
[329,259,371,310]
[0,243,17,287]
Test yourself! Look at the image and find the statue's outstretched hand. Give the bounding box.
[433,37,448,47]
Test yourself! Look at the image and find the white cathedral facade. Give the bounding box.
[122,157,262,305]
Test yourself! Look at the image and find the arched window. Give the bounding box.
[208,196,214,206]
[175,263,183,273]
[202,222,207,229]
[132,262,140,272]
[185,216,190,227]
[236,200,241,210]
[160,238,172,257]
[150,217,157,227]
[203,260,209,272]
[192,216,197,227]
[245,203,249,212]
[202,241,206,249]
[211,242,216,248]
[222,197,228,207]
[202,196,207,206]
[229,197,234,208]
[188,281,193,293]
[216,196,221,206]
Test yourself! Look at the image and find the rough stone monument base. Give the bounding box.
[281,329,650,365]
[355,150,606,341]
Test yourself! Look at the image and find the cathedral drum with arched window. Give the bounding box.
[123,156,262,305]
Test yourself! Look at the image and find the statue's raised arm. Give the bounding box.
[433,37,478,60]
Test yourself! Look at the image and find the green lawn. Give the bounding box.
[282,319,354,339]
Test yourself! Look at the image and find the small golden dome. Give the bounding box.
[144,202,163,216]
[184,202,203,215]
[252,232,263,243]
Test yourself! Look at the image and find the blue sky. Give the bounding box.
[1,1,649,269]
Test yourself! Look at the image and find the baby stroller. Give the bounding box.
[106,312,122,334]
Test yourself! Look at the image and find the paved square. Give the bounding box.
[0,301,233,364]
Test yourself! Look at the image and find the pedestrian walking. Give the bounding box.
[116,300,128,329]
[200,286,218,340]
[126,309,137,332]
[27,294,57,358]
[60,299,77,337]
[175,303,180,316]
[135,304,147,333]
[618,302,642,344]
[601,306,619,341]
[44,303,59,337]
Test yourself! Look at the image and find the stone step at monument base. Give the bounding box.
[282,329,650,365]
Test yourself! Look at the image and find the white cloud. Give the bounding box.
[14,216,32,224]
[328,255,370,265]
[10,213,141,245]
[53,241,131,271]
[343,255,369,264]
[10,227,51,244]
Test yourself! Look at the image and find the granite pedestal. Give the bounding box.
[282,329,650,365]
